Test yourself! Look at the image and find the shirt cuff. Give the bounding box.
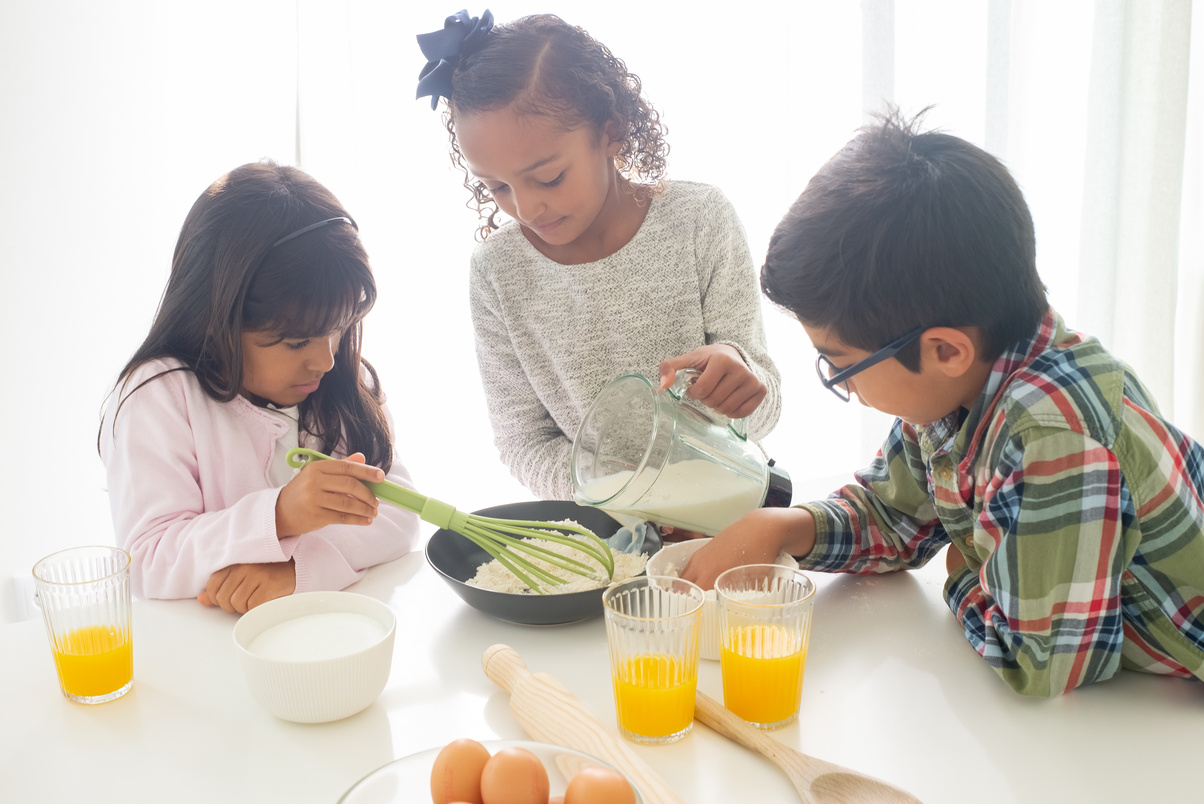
[943,563,977,613]
[793,502,834,568]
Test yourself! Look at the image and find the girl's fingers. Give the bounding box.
[228,575,254,614]
[321,457,385,483]
[725,385,767,419]
[319,491,378,523]
[697,377,765,419]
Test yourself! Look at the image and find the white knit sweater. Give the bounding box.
[469,180,782,500]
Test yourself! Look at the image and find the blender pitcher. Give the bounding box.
[570,369,792,535]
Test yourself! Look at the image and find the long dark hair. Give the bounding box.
[444,13,668,241]
[103,161,392,470]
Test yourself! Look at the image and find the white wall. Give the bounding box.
[0,1,299,621]
[2,1,1197,623]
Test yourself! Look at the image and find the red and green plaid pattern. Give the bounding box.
[799,310,1204,697]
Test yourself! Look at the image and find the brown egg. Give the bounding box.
[430,738,492,804]
[548,798,565,804]
[479,746,550,804]
[564,766,638,804]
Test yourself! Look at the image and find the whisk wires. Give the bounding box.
[286,448,614,593]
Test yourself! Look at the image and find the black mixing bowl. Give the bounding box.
[424,501,660,625]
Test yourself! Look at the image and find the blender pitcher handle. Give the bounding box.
[665,369,749,441]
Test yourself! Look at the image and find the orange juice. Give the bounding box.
[611,654,696,738]
[720,624,806,725]
[52,625,133,698]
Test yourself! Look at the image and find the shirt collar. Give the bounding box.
[928,307,1071,463]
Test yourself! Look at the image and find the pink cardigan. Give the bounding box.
[100,358,421,600]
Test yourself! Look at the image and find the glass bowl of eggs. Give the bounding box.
[339,738,643,804]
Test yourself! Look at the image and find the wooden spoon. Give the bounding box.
[693,690,923,804]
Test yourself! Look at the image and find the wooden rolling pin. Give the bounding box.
[482,644,686,804]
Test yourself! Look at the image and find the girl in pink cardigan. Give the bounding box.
[99,162,420,613]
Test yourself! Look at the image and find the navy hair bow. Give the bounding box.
[416,9,494,110]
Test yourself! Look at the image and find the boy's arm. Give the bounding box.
[798,419,949,573]
[944,428,1129,697]
[681,506,817,590]
[683,419,948,590]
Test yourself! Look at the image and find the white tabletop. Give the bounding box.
[2,543,1200,803]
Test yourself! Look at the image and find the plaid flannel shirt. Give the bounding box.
[798,309,1204,697]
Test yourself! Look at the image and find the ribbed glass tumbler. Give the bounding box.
[715,564,815,729]
[32,545,133,704]
[602,576,704,745]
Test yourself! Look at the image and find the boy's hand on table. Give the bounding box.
[680,507,815,591]
[198,561,297,614]
[945,543,968,575]
[275,451,383,538]
[659,344,767,420]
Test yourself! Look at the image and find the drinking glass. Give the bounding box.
[32,545,133,704]
[602,576,705,744]
[715,564,815,728]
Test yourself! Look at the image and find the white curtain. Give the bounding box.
[294,2,1202,487]
[0,0,1198,621]
[1078,0,1197,430]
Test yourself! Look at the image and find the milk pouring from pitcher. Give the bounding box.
[570,369,792,535]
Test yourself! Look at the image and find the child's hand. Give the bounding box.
[657,524,708,542]
[680,507,815,590]
[198,560,297,614]
[275,452,384,538]
[658,344,767,420]
[945,543,968,575]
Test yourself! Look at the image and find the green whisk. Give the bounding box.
[285,448,615,594]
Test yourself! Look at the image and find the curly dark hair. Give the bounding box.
[442,14,669,241]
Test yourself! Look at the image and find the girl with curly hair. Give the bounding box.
[417,11,782,502]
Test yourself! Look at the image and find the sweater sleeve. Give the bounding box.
[693,188,782,441]
[101,371,290,600]
[469,255,575,500]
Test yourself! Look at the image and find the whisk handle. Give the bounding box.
[286,447,432,516]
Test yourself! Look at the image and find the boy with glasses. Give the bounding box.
[682,110,1204,697]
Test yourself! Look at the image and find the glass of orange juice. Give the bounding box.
[715,565,815,729]
[602,576,704,744]
[32,545,133,704]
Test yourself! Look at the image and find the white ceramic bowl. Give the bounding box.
[233,591,396,723]
[646,539,798,661]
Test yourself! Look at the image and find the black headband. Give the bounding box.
[270,216,356,249]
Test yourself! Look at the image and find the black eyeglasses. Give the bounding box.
[816,327,925,402]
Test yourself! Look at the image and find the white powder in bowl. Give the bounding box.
[248,612,388,661]
[466,529,648,595]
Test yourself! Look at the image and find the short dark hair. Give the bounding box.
[761,108,1046,369]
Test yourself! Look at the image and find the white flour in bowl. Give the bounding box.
[466,527,647,595]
